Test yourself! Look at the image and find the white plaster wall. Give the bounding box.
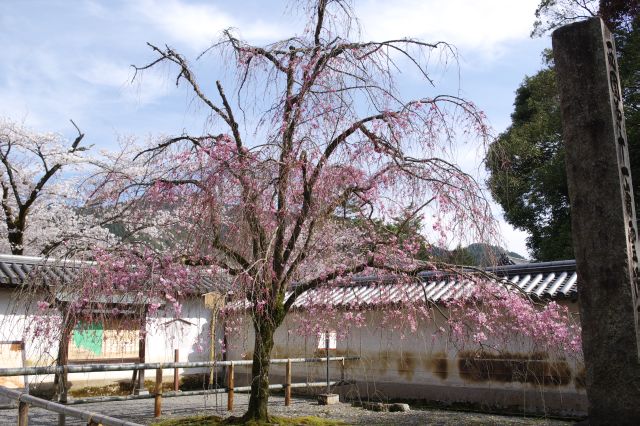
[0,289,219,388]
[224,302,586,416]
[144,298,220,381]
[0,288,60,378]
[0,286,586,415]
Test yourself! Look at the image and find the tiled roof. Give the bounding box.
[1,254,578,307]
[287,260,578,309]
[486,260,577,299]
[0,254,85,286]
[0,254,220,296]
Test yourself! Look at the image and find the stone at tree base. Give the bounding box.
[389,403,410,412]
[360,401,409,412]
[361,401,387,412]
[317,393,339,405]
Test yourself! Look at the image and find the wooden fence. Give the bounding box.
[0,356,358,425]
[0,386,142,426]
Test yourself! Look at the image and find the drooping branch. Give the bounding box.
[134,44,235,133]
[283,257,428,312]
[133,135,219,160]
[216,81,244,153]
[221,30,288,74]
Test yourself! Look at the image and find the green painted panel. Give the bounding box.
[72,322,103,355]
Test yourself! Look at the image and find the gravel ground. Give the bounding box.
[0,393,576,425]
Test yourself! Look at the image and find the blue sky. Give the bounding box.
[0,0,552,257]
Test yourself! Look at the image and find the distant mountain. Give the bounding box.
[506,250,528,260]
[426,243,527,267]
[466,243,527,266]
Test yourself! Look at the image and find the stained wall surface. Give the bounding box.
[0,287,586,416]
[225,303,586,417]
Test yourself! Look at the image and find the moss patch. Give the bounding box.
[152,415,346,426]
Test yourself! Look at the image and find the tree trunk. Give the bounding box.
[54,309,74,402]
[243,315,276,421]
[8,226,24,255]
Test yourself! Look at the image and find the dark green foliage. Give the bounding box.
[486,60,574,261]
[618,18,640,192]
[599,1,640,33]
[488,2,639,261]
[532,0,599,37]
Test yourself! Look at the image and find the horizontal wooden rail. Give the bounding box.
[0,356,359,420]
[65,380,350,405]
[0,356,359,377]
[0,386,142,426]
[233,380,344,392]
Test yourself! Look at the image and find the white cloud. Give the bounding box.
[77,60,171,106]
[132,0,286,51]
[132,0,539,58]
[498,218,530,258]
[78,60,132,88]
[0,0,547,163]
[356,0,541,61]
[0,47,93,132]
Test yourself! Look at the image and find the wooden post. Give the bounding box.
[173,349,180,392]
[129,369,137,395]
[57,375,69,426]
[227,362,234,411]
[204,292,223,390]
[340,358,345,382]
[18,401,28,426]
[325,331,330,394]
[209,310,216,389]
[135,311,147,395]
[154,368,163,418]
[55,310,73,399]
[137,337,146,392]
[553,17,640,423]
[20,341,28,395]
[56,309,74,426]
[284,359,292,406]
